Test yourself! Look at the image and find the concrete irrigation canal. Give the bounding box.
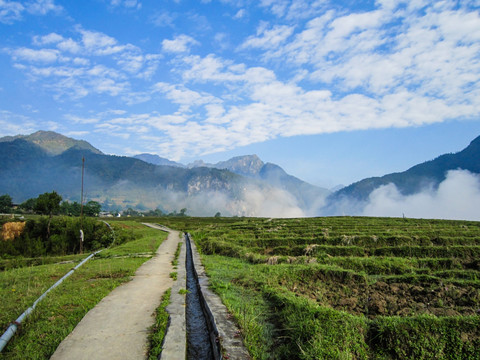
[162,231,249,360]
[185,233,218,359]
[49,224,248,360]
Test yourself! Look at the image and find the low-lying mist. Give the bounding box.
[361,170,480,221]
[95,179,306,218]
[91,170,480,221]
[327,170,480,221]
[161,184,306,218]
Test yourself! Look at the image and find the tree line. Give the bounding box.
[0,192,101,217]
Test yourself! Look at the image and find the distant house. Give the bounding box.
[99,211,114,218]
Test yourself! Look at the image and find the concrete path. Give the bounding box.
[50,225,181,360]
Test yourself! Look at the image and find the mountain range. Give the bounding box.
[0,131,328,216]
[331,135,480,200]
[134,153,331,212]
[1,130,479,217]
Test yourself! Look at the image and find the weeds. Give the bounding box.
[148,288,171,360]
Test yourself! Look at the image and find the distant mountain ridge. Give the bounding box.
[3,130,479,217]
[0,131,329,216]
[329,134,480,205]
[138,153,331,211]
[0,130,102,155]
[133,153,185,168]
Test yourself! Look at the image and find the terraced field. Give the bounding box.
[156,216,480,359]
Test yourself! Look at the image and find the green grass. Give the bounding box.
[146,234,182,358]
[148,288,171,360]
[174,216,480,359]
[94,216,480,358]
[171,241,182,267]
[202,255,277,359]
[0,221,167,359]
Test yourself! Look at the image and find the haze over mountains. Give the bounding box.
[0,131,328,216]
[1,131,479,219]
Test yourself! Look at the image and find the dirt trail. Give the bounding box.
[50,225,180,360]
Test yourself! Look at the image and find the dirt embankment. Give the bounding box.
[295,277,480,318]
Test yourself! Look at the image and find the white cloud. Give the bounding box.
[57,38,82,54]
[33,32,63,45]
[0,0,61,23]
[8,26,162,100]
[260,0,326,20]
[148,1,479,158]
[27,0,62,15]
[11,47,59,63]
[162,35,199,53]
[4,1,480,165]
[233,8,245,19]
[362,170,480,221]
[0,0,24,24]
[150,10,175,27]
[116,53,162,79]
[111,0,141,8]
[91,78,128,96]
[0,110,36,134]
[278,3,480,107]
[66,130,90,137]
[65,114,100,124]
[79,28,130,55]
[153,82,219,112]
[240,24,295,50]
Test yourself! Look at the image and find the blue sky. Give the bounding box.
[1,0,480,189]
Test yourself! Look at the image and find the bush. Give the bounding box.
[0,217,114,257]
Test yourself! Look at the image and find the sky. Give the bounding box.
[1,0,480,189]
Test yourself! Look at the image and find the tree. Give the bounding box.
[0,194,13,213]
[123,208,141,217]
[60,201,81,216]
[214,212,221,218]
[84,201,101,217]
[20,198,36,212]
[34,191,62,236]
[179,208,187,216]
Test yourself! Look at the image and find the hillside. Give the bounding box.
[136,153,331,213]
[0,132,320,216]
[189,154,331,211]
[0,130,102,155]
[330,135,480,203]
[133,153,185,168]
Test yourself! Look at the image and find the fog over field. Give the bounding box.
[362,170,480,221]
[322,170,480,221]
[156,170,480,220]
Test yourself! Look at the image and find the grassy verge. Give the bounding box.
[148,288,172,360]
[0,222,167,359]
[148,234,182,358]
[202,255,277,359]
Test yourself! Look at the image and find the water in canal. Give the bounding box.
[185,234,214,360]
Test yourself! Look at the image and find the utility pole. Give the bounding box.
[80,156,85,254]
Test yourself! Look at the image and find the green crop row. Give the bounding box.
[123,216,480,358]
[202,254,480,359]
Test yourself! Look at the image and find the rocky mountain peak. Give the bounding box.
[216,154,265,176]
[0,130,102,156]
